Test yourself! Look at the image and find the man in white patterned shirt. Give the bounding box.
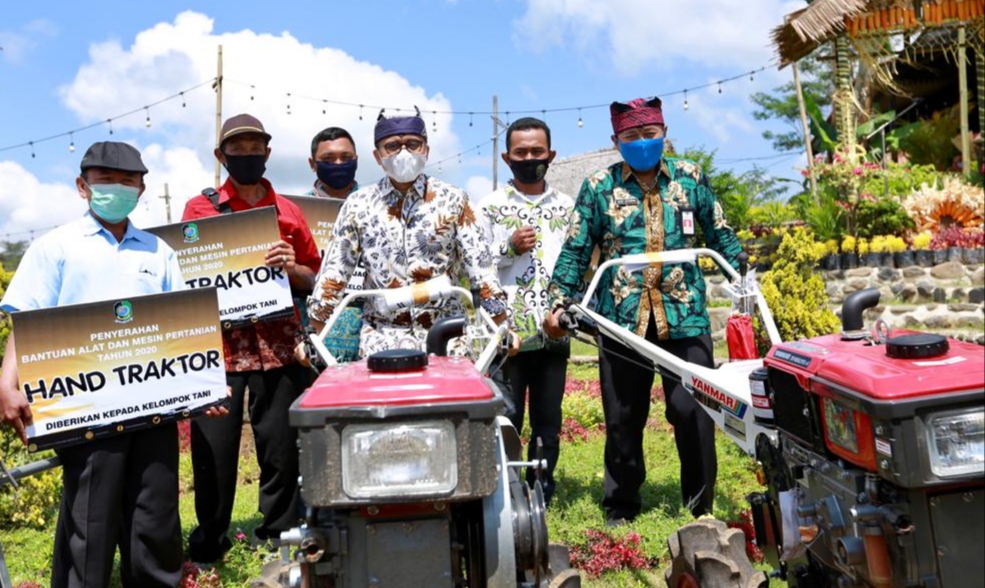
[308,111,512,356]
[477,117,573,505]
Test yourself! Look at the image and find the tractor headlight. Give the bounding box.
[926,408,984,478]
[341,421,458,499]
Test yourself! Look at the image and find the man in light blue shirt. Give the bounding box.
[0,142,209,588]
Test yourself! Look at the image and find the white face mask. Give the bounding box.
[382,150,427,183]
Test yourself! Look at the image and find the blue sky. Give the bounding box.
[1,0,807,241]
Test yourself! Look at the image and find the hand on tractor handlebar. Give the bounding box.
[543,308,568,339]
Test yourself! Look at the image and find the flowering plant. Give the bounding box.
[808,146,884,236]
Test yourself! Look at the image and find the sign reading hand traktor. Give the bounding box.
[14,288,227,451]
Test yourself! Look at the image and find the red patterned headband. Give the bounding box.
[610,97,664,134]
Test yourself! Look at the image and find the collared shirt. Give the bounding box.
[478,181,573,350]
[182,178,322,372]
[305,180,359,199]
[549,158,741,341]
[1,212,183,313]
[309,174,507,355]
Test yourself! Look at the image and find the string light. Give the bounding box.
[144,107,151,128]
[286,92,292,115]
[577,108,584,128]
[683,90,689,111]
[718,82,723,94]
[432,110,437,133]
[359,105,364,120]
[0,78,214,156]
[180,92,186,108]
[322,99,327,115]
[250,85,255,101]
[469,112,474,127]
[29,141,35,158]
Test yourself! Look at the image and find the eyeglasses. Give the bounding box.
[380,139,426,156]
[617,126,665,142]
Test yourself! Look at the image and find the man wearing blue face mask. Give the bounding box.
[306,126,359,199]
[544,97,741,524]
[0,141,206,587]
[302,126,363,362]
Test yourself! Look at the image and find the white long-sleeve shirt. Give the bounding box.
[477,181,573,349]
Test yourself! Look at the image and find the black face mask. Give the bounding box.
[223,154,266,185]
[509,157,550,185]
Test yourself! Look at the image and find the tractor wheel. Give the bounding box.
[663,518,768,588]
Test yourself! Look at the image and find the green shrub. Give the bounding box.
[855,197,915,239]
[759,228,841,346]
[0,432,62,530]
[561,391,606,431]
[0,260,12,355]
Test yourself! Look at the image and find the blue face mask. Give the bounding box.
[618,137,664,172]
[87,182,140,224]
[316,159,358,190]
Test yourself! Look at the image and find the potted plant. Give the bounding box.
[860,237,879,267]
[841,235,859,269]
[890,235,914,268]
[820,239,841,270]
[870,235,893,267]
[912,231,934,267]
[961,228,985,264]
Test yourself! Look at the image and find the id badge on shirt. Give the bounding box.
[680,207,696,236]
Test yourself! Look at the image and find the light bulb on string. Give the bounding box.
[683,90,689,111]
[750,71,755,82]
[145,107,152,128]
[29,141,35,159]
[180,92,186,108]
[286,93,292,115]
[359,105,364,120]
[108,119,114,135]
[577,108,584,128]
[68,133,76,153]
[250,85,255,101]
[432,110,437,134]
[717,82,722,94]
[322,100,327,115]
[505,111,511,125]
[469,112,474,127]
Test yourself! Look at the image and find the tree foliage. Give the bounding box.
[0,240,28,272]
[0,260,12,356]
[750,55,834,153]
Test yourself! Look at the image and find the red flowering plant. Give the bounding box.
[568,529,655,577]
[809,146,884,237]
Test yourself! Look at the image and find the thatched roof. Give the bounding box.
[772,0,868,66]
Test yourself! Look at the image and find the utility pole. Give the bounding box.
[214,44,224,187]
[957,26,971,179]
[490,95,508,190]
[160,183,172,223]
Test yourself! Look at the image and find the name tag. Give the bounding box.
[615,197,637,208]
[681,209,695,235]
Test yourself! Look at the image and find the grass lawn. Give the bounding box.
[1,359,769,587]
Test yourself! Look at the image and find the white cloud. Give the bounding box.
[56,10,461,227]
[0,162,84,240]
[0,19,57,64]
[513,0,802,74]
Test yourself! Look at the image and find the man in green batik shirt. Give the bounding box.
[544,96,741,524]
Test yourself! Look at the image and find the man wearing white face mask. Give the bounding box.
[309,110,514,356]
[0,141,201,587]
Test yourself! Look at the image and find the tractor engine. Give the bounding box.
[748,290,984,588]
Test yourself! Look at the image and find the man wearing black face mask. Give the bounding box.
[477,117,573,506]
[306,126,359,199]
[181,113,322,563]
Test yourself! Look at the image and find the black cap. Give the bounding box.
[219,113,272,148]
[79,141,148,175]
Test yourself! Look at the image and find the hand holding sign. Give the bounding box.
[265,239,296,274]
[0,378,33,446]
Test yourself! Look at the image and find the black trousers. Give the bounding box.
[597,323,717,519]
[501,347,568,504]
[52,424,182,588]
[188,363,307,561]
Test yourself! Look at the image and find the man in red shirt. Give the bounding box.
[182,114,321,562]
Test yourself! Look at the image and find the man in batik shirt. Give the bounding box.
[544,97,742,524]
[478,117,572,505]
[309,111,509,356]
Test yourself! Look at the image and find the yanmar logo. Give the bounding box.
[690,376,747,418]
